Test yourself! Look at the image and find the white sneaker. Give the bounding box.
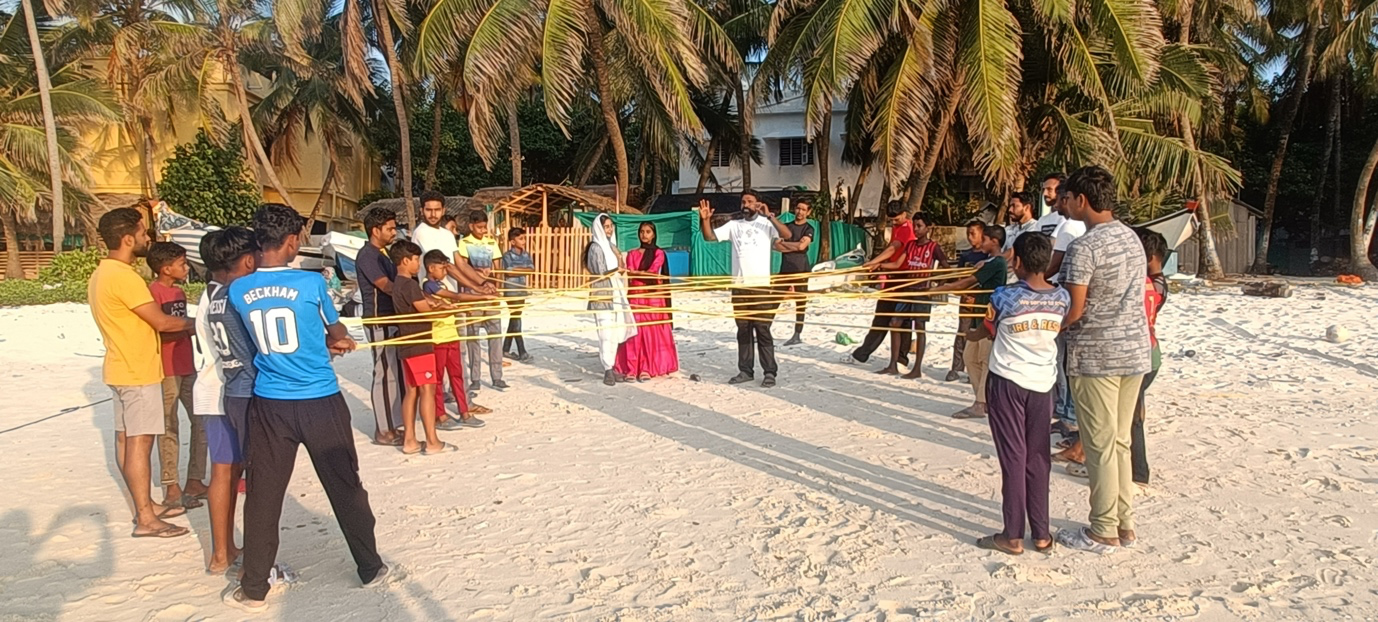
[363,563,391,587]
[1055,527,1118,555]
[223,586,267,613]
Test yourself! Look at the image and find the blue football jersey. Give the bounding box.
[228,267,341,399]
[206,281,258,398]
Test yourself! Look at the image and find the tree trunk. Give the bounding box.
[508,103,522,186]
[849,155,872,224]
[908,79,962,212]
[20,0,64,253]
[1176,5,1225,279]
[374,0,415,227]
[138,116,158,196]
[1254,24,1318,273]
[3,210,24,279]
[305,159,337,233]
[1310,79,1340,267]
[735,80,752,190]
[575,133,608,187]
[583,6,630,207]
[229,65,296,210]
[1349,132,1378,280]
[816,109,832,258]
[695,136,719,193]
[425,86,444,191]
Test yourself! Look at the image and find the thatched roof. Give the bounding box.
[472,184,644,217]
[356,195,480,227]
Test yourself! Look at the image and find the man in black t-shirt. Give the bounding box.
[775,200,816,346]
[356,209,405,446]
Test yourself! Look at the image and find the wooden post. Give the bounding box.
[541,190,549,226]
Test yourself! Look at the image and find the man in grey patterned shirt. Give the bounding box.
[1054,165,1151,555]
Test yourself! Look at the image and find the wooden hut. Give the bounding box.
[470,184,643,231]
[1174,199,1261,276]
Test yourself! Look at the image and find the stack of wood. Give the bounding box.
[1240,281,1292,298]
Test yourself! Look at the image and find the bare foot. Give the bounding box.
[875,365,900,375]
[374,431,401,446]
[1118,529,1137,544]
[161,484,184,508]
[208,547,242,574]
[901,368,924,380]
[1033,538,1053,551]
[996,534,1024,554]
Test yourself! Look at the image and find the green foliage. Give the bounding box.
[0,279,88,306]
[35,248,103,285]
[157,130,261,227]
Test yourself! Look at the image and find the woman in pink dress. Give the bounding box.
[615,223,680,381]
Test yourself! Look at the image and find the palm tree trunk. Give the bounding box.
[305,159,337,233]
[374,0,415,226]
[426,86,444,191]
[816,110,832,259]
[583,6,630,208]
[229,66,296,210]
[138,116,158,196]
[3,210,24,279]
[508,104,522,186]
[735,80,752,190]
[695,137,719,193]
[1175,6,1225,279]
[1310,80,1340,267]
[849,155,872,224]
[1350,133,1378,280]
[20,0,64,253]
[908,80,961,212]
[1254,24,1318,273]
[575,133,608,187]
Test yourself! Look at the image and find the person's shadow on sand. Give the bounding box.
[0,507,115,620]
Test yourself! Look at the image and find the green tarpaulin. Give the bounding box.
[572,211,869,277]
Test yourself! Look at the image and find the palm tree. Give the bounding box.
[1324,0,1378,278]
[16,0,65,253]
[247,14,380,230]
[144,0,298,209]
[1,12,120,276]
[413,0,723,205]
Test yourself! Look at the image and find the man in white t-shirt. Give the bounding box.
[1035,173,1067,237]
[1036,174,1086,282]
[699,191,792,388]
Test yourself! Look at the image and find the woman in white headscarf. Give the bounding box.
[585,213,638,385]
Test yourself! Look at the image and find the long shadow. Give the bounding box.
[526,374,1001,543]
[0,506,115,619]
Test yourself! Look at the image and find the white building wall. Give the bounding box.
[674,95,885,216]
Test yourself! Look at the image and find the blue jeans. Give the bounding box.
[1054,335,1077,426]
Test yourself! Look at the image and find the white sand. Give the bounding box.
[1,283,1376,620]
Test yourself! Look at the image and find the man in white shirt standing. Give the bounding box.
[699,191,792,388]
[1036,173,1088,453]
[1003,192,1039,252]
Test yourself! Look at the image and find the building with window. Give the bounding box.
[673,91,884,216]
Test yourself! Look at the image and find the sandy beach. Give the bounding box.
[1,282,1376,621]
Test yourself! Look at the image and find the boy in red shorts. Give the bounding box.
[390,241,452,455]
[422,250,494,428]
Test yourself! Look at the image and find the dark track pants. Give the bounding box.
[1131,368,1159,484]
[242,393,383,600]
[731,288,779,377]
[986,373,1053,542]
[852,297,910,363]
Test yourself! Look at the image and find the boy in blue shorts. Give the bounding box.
[223,205,385,612]
[193,227,259,574]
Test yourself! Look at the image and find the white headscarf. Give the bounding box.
[591,214,637,343]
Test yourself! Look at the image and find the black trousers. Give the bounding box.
[852,297,910,363]
[503,296,527,355]
[242,393,383,600]
[1131,368,1159,484]
[731,288,779,377]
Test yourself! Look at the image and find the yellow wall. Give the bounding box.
[83,69,379,231]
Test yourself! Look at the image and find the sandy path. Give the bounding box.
[0,284,1375,620]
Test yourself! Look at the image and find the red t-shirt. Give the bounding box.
[880,220,918,288]
[898,239,947,291]
[149,281,195,377]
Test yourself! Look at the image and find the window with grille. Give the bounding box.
[778,138,814,166]
[710,144,731,168]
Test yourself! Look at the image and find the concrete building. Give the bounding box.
[673,91,883,216]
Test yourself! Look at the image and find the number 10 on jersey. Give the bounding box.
[249,308,299,354]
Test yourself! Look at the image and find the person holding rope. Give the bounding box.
[928,223,1008,419]
[699,191,793,388]
[850,202,915,367]
[875,214,947,378]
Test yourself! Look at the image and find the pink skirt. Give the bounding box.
[615,297,679,378]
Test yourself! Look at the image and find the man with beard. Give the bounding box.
[699,190,793,388]
[88,207,196,539]
[776,199,816,347]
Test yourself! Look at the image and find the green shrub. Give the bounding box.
[157,129,261,227]
[35,248,103,285]
[0,279,88,306]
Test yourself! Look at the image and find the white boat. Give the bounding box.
[322,231,367,281]
[154,201,333,273]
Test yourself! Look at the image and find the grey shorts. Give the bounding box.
[111,383,165,436]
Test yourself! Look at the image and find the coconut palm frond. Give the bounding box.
[870,36,939,189]
[956,0,1022,188]
[538,0,590,136]
[1088,0,1164,90]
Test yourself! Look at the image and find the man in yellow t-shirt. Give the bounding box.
[457,210,506,392]
[87,207,196,539]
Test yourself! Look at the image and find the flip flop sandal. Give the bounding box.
[1034,540,1056,554]
[131,524,190,538]
[180,494,204,509]
[1065,463,1089,478]
[400,444,424,456]
[951,407,987,420]
[157,504,187,519]
[423,442,456,456]
[976,534,1023,555]
[469,405,493,415]
[371,437,404,447]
